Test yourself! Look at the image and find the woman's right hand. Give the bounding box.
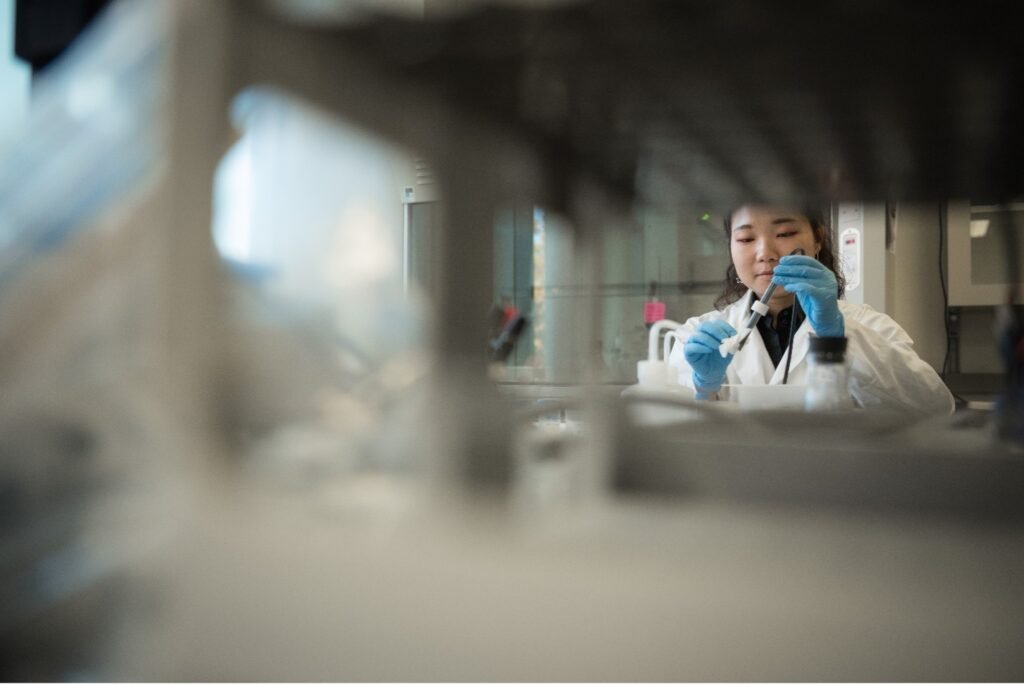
[683,320,737,399]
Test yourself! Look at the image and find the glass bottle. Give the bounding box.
[804,336,853,411]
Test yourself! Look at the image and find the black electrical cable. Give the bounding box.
[938,203,952,379]
[781,298,801,385]
[779,247,806,385]
[938,203,973,408]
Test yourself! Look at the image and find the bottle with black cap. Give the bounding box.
[804,336,853,411]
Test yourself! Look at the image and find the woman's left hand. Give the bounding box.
[771,255,844,337]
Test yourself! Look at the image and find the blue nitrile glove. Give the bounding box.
[683,320,737,399]
[771,254,845,337]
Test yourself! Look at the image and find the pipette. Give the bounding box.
[719,248,805,357]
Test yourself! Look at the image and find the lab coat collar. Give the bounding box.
[731,291,811,386]
[731,291,775,386]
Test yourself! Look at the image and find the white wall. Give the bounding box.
[887,203,948,373]
[836,202,888,313]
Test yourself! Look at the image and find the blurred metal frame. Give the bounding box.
[122,2,1024,679]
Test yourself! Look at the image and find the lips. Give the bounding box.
[755,271,774,277]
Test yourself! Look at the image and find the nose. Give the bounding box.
[755,236,780,263]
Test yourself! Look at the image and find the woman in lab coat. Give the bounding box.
[668,205,955,416]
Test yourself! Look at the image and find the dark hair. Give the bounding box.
[713,205,846,310]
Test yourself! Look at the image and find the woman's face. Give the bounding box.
[729,205,822,301]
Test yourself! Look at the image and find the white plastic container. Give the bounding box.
[633,319,684,389]
[722,384,807,410]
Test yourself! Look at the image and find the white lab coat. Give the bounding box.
[667,292,955,416]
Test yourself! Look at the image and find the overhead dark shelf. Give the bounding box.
[317,0,1024,209]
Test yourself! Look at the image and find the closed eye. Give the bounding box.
[776,231,797,238]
